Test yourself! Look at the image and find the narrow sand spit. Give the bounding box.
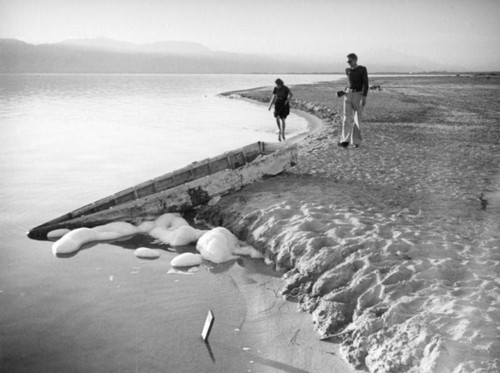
[202,75,500,373]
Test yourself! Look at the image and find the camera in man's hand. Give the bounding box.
[336,90,346,98]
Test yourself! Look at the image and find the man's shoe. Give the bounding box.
[337,141,349,148]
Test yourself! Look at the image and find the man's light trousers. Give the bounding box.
[341,92,364,145]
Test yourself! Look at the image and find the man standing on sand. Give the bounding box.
[268,78,293,142]
[338,53,369,148]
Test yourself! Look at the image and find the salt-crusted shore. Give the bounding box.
[199,76,500,372]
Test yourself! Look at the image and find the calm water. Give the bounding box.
[0,73,340,372]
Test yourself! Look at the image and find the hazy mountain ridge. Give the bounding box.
[0,38,315,73]
[58,37,213,55]
[0,38,462,73]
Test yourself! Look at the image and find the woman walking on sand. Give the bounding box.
[268,78,293,142]
[339,53,369,148]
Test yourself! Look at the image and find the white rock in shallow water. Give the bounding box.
[170,253,203,267]
[134,247,161,259]
[92,222,138,236]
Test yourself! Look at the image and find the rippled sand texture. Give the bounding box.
[210,75,500,372]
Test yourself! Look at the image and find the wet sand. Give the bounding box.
[226,258,358,373]
[208,75,500,372]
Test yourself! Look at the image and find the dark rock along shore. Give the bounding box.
[199,75,500,372]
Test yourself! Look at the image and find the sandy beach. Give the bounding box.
[204,75,500,372]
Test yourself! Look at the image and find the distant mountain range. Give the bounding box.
[0,38,462,74]
[57,37,213,55]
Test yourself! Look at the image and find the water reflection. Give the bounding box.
[203,339,216,363]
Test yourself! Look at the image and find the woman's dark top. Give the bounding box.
[273,85,291,101]
[346,66,369,97]
[273,85,291,119]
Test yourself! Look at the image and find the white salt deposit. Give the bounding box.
[196,227,239,264]
[169,225,206,246]
[170,253,203,267]
[137,221,155,233]
[148,213,205,246]
[51,213,262,265]
[47,228,71,239]
[52,228,99,255]
[148,227,175,244]
[52,222,139,255]
[134,247,161,259]
[233,244,264,259]
[92,222,138,236]
[167,268,197,275]
[51,214,187,255]
[149,225,206,246]
[153,213,188,229]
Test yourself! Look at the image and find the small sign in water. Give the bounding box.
[201,310,215,341]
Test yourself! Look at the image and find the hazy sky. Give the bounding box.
[1,0,499,69]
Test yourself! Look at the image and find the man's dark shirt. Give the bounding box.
[346,66,369,97]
